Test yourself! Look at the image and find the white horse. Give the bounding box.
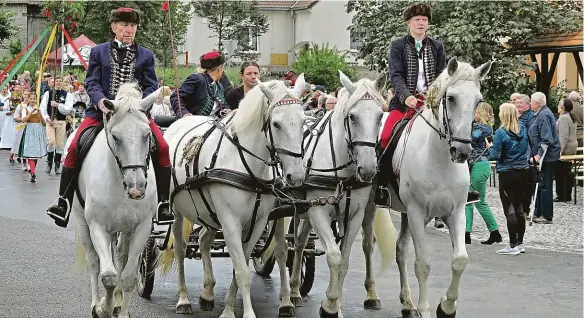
[73,83,162,318]
[158,76,308,318]
[374,58,492,318]
[279,72,389,317]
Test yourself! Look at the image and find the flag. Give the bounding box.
[161,0,170,11]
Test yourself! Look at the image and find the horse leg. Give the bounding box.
[396,213,419,318]
[199,226,217,311]
[89,224,117,317]
[172,215,193,314]
[220,216,268,318]
[361,205,382,310]
[273,218,295,316]
[77,217,101,312]
[436,211,468,318]
[118,220,152,318]
[289,218,312,306]
[407,210,431,318]
[308,207,343,316]
[113,233,130,316]
[336,210,366,318]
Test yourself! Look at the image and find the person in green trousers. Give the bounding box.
[466,102,502,244]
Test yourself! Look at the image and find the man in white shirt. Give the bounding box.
[40,76,74,175]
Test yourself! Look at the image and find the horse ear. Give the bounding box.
[259,83,275,102]
[292,73,306,98]
[475,60,492,80]
[447,57,458,76]
[339,70,356,95]
[140,87,163,110]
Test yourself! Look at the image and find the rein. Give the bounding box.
[103,111,152,178]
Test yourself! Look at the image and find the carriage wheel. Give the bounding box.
[286,220,316,297]
[137,236,156,298]
[252,220,277,277]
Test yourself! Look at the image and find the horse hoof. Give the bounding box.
[363,299,382,310]
[436,303,456,318]
[291,296,303,307]
[401,309,422,318]
[176,303,193,314]
[113,307,121,317]
[279,305,296,317]
[319,307,339,318]
[91,305,99,318]
[199,296,214,311]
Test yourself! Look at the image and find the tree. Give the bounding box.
[69,1,191,65]
[292,43,357,90]
[42,0,85,28]
[346,1,582,108]
[0,2,16,46]
[191,0,269,55]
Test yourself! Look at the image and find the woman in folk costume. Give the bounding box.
[170,50,228,117]
[12,94,29,171]
[18,92,47,182]
[46,7,174,227]
[0,86,17,149]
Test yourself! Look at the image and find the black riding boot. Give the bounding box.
[46,167,77,228]
[374,149,391,207]
[45,151,54,174]
[154,165,174,225]
[54,152,62,175]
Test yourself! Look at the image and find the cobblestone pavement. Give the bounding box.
[440,174,583,253]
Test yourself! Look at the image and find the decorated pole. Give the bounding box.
[36,24,59,107]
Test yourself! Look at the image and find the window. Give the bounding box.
[240,27,259,52]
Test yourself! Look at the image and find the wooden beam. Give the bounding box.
[530,53,543,91]
[540,53,550,96]
[573,52,584,83]
[544,52,560,90]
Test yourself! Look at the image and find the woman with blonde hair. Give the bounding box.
[465,102,501,245]
[486,103,529,255]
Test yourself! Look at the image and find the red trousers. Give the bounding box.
[63,116,171,168]
[380,97,425,149]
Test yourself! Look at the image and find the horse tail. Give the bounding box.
[74,224,87,272]
[262,217,291,260]
[374,207,397,275]
[157,216,193,275]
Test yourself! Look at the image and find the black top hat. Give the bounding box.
[404,3,432,22]
[200,51,226,70]
[109,7,142,24]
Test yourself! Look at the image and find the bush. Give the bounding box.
[292,43,357,91]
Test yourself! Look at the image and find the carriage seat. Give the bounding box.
[154,115,177,128]
[76,122,105,170]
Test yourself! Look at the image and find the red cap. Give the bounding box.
[202,51,221,60]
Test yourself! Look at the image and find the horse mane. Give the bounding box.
[230,80,290,135]
[425,61,480,110]
[107,82,149,128]
[336,78,384,118]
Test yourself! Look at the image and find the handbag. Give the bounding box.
[526,134,542,184]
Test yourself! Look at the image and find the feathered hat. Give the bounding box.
[109,7,142,24]
[403,3,432,22]
[200,50,226,70]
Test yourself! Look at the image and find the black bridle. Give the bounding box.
[103,112,152,178]
[414,92,481,146]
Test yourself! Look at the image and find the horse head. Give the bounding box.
[338,71,384,182]
[105,83,161,199]
[231,75,308,187]
[426,57,492,163]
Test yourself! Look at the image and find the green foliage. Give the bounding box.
[292,43,357,91]
[346,0,582,115]
[191,0,269,54]
[0,2,16,46]
[42,0,85,28]
[8,38,21,59]
[59,1,191,65]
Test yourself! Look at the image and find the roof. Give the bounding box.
[256,0,319,11]
[47,35,96,65]
[509,30,584,54]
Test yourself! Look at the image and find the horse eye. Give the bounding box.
[273,121,281,130]
[349,114,356,121]
[447,96,455,103]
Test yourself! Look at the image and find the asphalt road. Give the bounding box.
[0,150,582,318]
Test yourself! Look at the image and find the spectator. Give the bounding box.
[466,102,501,245]
[226,61,260,110]
[554,98,578,202]
[568,91,582,147]
[528,92,560,224]
[486,103,529,255]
